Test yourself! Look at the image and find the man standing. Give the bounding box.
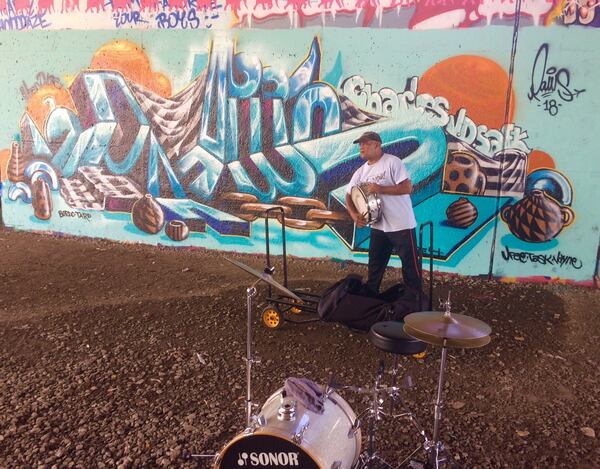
[345,131,421,294]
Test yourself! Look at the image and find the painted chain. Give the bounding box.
[219,192,350,230]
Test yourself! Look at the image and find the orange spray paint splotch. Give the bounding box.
[26,84,77,134]
[527,150,556,174]
[0,148,10,182]
[90,40,172,98]
[419,55,515,130]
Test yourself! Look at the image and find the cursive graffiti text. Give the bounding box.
[501,245,582,269]
[528,43,585,116]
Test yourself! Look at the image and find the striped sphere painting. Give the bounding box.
[446,197,478,228]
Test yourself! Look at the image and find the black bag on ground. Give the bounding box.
[317,275,428,331]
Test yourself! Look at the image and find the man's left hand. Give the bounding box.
[366,183,381,194]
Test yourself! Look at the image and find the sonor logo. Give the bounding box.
[237,451,300,466]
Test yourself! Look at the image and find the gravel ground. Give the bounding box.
[0,228,599,468]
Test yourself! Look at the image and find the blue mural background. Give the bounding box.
[0,27,598,283]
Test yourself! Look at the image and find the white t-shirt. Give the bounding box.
[346,153,417,232]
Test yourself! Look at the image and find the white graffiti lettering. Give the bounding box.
[341,74,531,157]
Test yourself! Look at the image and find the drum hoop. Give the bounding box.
[351,185,369,202]
[351,186,371,217]
[328,394,363,461]
[215,430,325,469]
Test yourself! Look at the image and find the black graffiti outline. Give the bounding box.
[501,245,583,270]
[528,43,585,115]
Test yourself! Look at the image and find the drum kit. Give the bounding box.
[195,258,492,468]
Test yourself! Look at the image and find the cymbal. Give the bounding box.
[404,310,491,345]
[224,258,302,301]
[403,324,491,349]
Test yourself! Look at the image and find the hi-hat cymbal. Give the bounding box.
[225,258,302,301]
[404,310,491,344]
[403,324,491,349]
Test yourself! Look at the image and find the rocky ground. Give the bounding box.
[0,227,599,468]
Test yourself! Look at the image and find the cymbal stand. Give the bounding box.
[244,279,262,427]
[423,340,449,468]
[425,294,453,468]
[191,280,264,463]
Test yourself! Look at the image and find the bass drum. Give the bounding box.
[215,387,361,469]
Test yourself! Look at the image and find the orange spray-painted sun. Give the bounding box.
[419,55,515,130]
[90,40,172,98]
[25,84,77,133]
[527,149,556,174]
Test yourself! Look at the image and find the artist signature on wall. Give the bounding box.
[501,245,583,269]
[528,43,585,117]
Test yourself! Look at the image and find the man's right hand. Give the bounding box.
[351,211,368,228]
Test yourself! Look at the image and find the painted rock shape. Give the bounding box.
[131,194,165,234]
[165,220,190,242]
[501,189,575,243]
[443,151,486,195]
[32,179,53,220]
[7,141,26,183]
[446,197,478,228]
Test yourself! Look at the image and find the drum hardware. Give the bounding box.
[277,398,297,421]
[292,422,310,444]
[327,363,418,469]
[346,361,427,469]
[349,418,362,438]
[224,258,301,427]
[350,184,382,226]
[402,293,492,468]
[245,414,266,433]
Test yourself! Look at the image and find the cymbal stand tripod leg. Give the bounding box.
[245,283,260,427]
[390,411,430,468]
[366,361,384,467]
[389,355,399,414]
[427,344,449,468]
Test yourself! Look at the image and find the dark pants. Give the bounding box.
[367,228,422,293]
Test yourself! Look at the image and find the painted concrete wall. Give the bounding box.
[1,2,599,285]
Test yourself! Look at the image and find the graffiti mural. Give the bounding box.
[0,29,598,284]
